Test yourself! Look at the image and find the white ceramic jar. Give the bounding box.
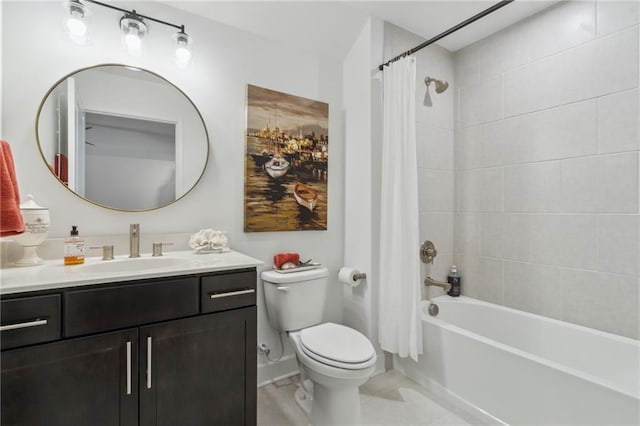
[13,194,50,266]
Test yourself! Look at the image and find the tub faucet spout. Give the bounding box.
[424,276,451,292]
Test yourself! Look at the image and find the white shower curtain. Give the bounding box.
[379,56,423,362]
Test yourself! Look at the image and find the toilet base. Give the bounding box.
[310,381,361,426]
[295,381,363,426]
[294,386,313,418]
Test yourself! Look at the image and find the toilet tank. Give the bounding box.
[261,267,328,332]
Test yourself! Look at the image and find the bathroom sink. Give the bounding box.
[78,257,192,274]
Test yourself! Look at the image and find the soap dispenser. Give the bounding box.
[447,265,461,297]
[64,225,85,265]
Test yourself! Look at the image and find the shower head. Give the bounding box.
[425,77,449,94]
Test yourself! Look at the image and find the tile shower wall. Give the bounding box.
[453,0,639,339]
[383,23,455,294]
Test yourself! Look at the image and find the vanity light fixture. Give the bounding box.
[64,0,192,67]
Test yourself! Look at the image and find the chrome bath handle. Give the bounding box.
[126,341,132,395]
[209,289,255,299]
[420,240,437,264]
[0,318,48,331]
[146,337,152,389]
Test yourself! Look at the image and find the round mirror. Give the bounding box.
[36,64,209,211]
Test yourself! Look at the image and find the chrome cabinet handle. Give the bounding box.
[209,289,255,299]
[146,337,152,389]
[126,341,132,395]
[0,318,48,331]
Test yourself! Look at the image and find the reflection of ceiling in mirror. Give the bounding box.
[85,112,175,162]
[86,113,175,138]
[93,66,166,85]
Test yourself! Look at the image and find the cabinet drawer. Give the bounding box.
[201,270,256,313]
[65,277,199,337]
[1,294,61,350]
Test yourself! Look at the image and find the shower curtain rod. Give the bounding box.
[378,0,515,71]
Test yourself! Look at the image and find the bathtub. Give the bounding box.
[397,296,640,425]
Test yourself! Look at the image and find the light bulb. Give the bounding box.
[66,13,86,37]
[124,30,142,51]
[176,46,191,67]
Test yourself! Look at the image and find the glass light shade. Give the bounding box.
[64,1,89,45]
[120,15,147,54]
[174,32,192,68]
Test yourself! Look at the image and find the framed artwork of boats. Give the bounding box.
[244,84,328,232]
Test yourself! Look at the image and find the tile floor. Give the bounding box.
[257,370,482,425]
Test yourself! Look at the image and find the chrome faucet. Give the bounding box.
[424,276,451,292]
[129,224,140,258]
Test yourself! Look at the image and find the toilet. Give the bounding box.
[261,267,376,426]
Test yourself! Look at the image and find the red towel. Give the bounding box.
[54,153,68,184]
[273,253,300,269]
[0,140,24,237]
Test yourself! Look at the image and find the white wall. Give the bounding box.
[342,17,388,376]
[343,18,375,344]
[453,0,639,339]
[1,1,346,381]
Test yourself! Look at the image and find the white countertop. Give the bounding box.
[0,250,263,295]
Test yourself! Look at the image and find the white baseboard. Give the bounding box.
[257,354,299,388]
[394,356,506,426]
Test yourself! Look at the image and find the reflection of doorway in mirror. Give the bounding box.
[39,80,70,184]
[83,112,177,210]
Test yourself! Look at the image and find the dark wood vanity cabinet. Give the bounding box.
[1,328,139,426]
[140,308,256,426]
[0,268,257,426]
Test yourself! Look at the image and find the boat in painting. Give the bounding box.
[265,154,290,179]
[251,150,273,166]
[293,182,318,211]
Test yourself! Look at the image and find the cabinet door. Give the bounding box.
[140,306,257,426]
[1,329,138,426]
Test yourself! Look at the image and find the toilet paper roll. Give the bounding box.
[339,267,364,287]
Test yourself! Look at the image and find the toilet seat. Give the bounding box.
[299,323,376,370]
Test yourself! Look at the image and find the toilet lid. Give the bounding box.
[299,323,375,368]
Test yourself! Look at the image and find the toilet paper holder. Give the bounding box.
[352,272,367,281]
[339,267,367,286]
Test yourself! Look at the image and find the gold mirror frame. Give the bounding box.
[35,63,210,212]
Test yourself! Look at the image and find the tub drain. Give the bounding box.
[428,303,439,316]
